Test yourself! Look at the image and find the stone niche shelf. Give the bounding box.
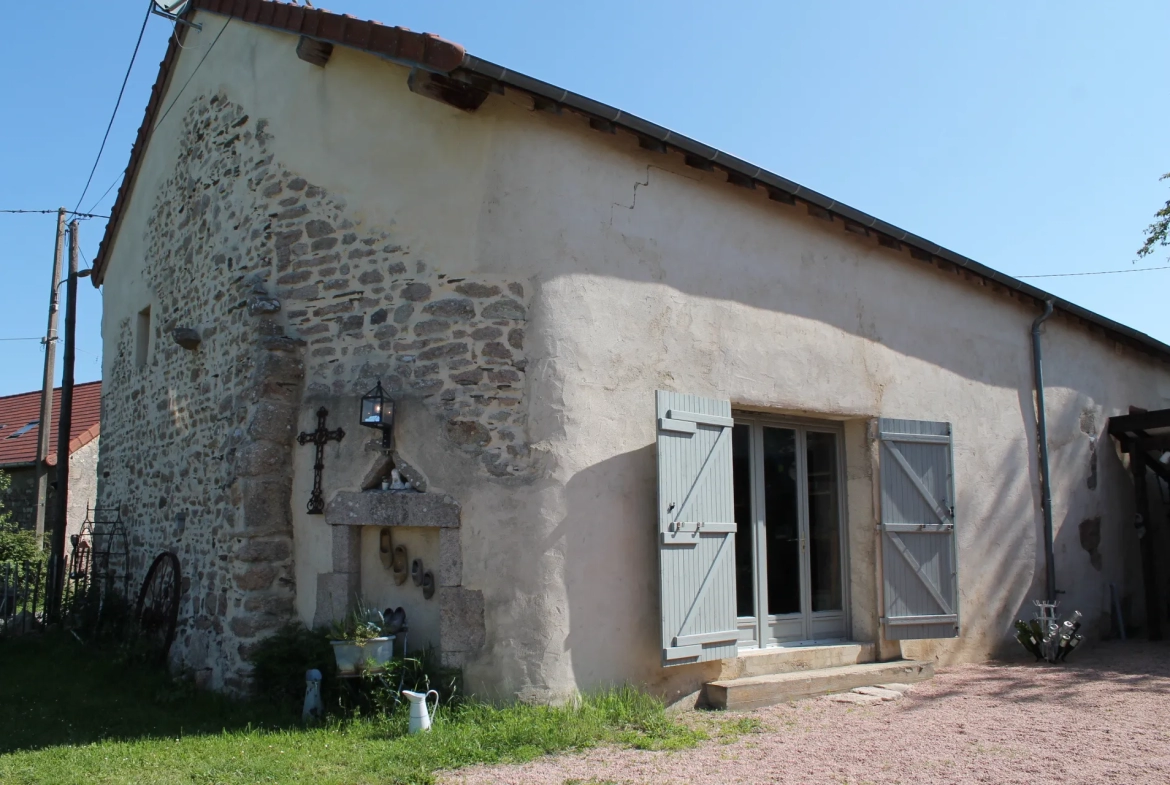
[316,489,483,669]
[324,490,460,528]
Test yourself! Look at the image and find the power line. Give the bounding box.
[1017,265,1170,279]
[71,16,232,232]
[72,1,153,214]
[77,14,228,225]
[0,337,43,342]
[86,170,126,215]
[153,17,231,132]
[0,209,109,218]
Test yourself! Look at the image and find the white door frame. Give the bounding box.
[733,414,850,649]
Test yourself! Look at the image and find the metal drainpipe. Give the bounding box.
[1031,300,1056,602]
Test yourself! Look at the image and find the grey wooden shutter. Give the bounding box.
[656,390,738,665]
[878,418,960,640]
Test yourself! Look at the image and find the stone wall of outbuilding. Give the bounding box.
[97,86,531,691]
[2,438,99,551]
[1,468,37,533]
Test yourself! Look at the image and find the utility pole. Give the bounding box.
[48,220,79,618]
[34,208,67,548]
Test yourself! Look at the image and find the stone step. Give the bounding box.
[705,659,933,711]
[717,642,875,681]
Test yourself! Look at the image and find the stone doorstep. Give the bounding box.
[826,683,913,706]
[705,659,934,711]
[719,641,876,680]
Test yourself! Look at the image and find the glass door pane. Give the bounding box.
[732,424,754,617]
[806,431,843,612]
[762,426,801,616]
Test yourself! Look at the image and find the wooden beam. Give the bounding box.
[1109,409,1170,436]
[1131,451,1163,641]
[406,69,490,112]
[1143,453,1170,485]
[1131,434,1170,454]
[766,187,796,205]
[296,36,333,66]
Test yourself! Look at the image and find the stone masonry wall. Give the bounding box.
[1,468,37,533]
[65,439,100,547]
[2,440,97,548]
[267,171,532,478]
[99,89,531,691]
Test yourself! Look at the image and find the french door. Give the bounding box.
[732,417,848,647]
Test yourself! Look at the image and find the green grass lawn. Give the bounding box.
[0,634,704,784]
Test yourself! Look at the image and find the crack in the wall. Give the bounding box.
[609,165,653,226]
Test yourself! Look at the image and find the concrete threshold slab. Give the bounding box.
[706,659,933,711]
[717,641,876,680]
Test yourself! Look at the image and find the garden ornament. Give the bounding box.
[421,569,435,600]
[382,606,407,635]
[303,669,324,723]
[392,545,409,585]
[402,689,439,733]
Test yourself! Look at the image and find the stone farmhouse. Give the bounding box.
[0,382,101,550]
[91,0,1170,702]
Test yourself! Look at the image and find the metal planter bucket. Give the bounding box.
[363,636,395,672]
[331,641,364,675]
[331,636,395,675]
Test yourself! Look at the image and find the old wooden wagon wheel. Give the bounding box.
[135,551,181,665]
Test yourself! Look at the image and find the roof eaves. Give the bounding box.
[90,2,1170,365]
[457,54,1170,363]
[45,424,100,467]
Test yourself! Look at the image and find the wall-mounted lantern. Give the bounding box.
[360,380,394,447]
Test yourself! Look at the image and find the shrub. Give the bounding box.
[246,622,462,718]
[349,646,462,717]
[0,471,42,565]
[247,623,337,710]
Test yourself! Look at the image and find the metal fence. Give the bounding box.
[0,560,47,635]
[1,506,132,639]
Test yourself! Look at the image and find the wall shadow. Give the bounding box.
[0,634,294,755]
[545,442,721,701]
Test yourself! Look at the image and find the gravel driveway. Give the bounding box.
[444,640,1170,784]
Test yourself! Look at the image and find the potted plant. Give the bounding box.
[329,606,395,675]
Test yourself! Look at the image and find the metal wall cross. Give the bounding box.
[297,407,345,515]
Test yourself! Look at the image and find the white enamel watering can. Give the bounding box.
[402,689,439,733]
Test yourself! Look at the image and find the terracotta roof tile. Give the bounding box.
[0,381,101,467]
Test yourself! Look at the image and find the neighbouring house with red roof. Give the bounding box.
[0,382,101,549]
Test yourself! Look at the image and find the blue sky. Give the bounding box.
[1,1,1167,397]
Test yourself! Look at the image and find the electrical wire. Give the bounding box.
[153,16,231,132]
[85,171,126,216]
[75,15,227,237]
[0,209,109,218]
[0,337,43,342]
[1017,265,1170,279]
[72,1,153,214]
